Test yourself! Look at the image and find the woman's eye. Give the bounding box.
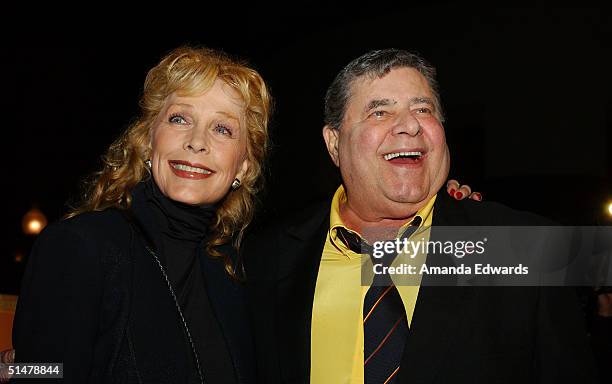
[169,114,188,124]
[215,124,232,136]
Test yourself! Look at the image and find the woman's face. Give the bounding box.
[149,80,249,205]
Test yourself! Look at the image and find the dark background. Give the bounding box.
[2,6,611,293]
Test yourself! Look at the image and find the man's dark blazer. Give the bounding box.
[12,208,255,384]
[245,192,598,383]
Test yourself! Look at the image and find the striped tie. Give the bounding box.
[363,278,407,384]
[337,221,420,384]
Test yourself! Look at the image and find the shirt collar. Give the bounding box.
[328,185,437,259]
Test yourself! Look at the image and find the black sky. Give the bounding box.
[2,6,610,292]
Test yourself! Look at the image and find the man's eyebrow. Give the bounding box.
[408,97,435,106]
[365,98,396,112]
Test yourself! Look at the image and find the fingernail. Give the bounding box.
[473,192,482,201]
[449,188,456,195]
[455,191,463,199]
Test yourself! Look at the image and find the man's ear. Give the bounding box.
[322,125,340,167]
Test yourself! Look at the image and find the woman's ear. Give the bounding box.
[237,158,249,181]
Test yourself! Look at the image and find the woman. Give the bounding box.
[12,46,270,384]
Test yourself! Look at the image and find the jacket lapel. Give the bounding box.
[397,193,476,383]
[275,201,330,382]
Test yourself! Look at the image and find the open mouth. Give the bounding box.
[384,151,423,161]
[168,160,214,179]
[170,162,212,174]
[382,150,425,165]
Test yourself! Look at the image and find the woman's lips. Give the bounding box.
[168,160,214,179]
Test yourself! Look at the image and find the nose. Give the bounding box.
[184,125,209,153]
[392,111,422,136]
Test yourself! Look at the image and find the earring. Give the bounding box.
[145,159,152,168]
[231,178,241,190]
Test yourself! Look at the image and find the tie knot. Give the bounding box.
[336,217,422,263]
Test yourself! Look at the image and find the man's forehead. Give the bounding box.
[349,67,433,104]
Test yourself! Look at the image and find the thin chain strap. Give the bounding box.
[143,244,205,384]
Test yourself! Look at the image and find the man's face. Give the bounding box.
[323,67,450,220]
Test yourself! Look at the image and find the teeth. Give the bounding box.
[172,163,212,174]
[384,151,422,161]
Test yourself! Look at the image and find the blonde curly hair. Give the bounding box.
[68,46,271,278]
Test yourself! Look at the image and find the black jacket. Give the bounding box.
[245,192,598,383]
[12,208,256,384]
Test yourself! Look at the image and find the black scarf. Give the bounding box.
[131,178,237,384]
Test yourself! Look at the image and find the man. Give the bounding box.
[246,49,597,383]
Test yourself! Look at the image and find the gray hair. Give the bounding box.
[324,48,444,130]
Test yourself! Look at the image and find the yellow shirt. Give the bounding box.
[310,185,436,384]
